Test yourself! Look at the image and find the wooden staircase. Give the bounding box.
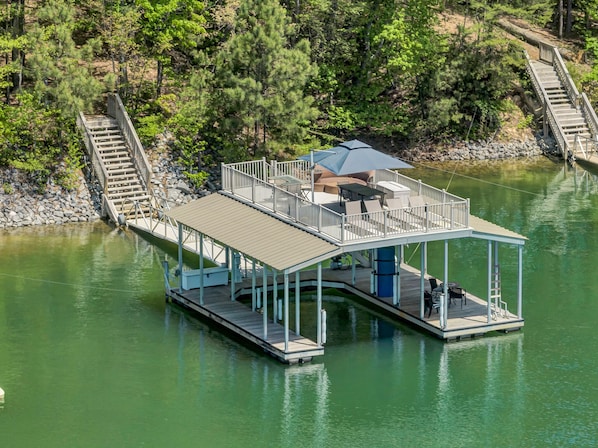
[78,94,154,224]
[85,115,151,219]
[530,60,592,150]
[526,46,598,161]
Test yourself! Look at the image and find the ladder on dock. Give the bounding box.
[526,45,598,162]
[490,264,508,320]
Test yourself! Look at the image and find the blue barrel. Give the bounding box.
[377,247,395,297]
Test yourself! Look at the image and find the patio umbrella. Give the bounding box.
[300,139,413,176]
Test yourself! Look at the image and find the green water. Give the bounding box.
[1,158,598,447]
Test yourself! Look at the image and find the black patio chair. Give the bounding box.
[449,287,467,308]
[424,291,440,318]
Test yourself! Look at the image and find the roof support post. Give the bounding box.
[262,266,268,340]
[395,246,401,306]
[177,222,183,293]
[487,240,493,323]
[230,247,235,301]
[295,271,300,334]
[284,273,289,352]
[273,270,278,321]
[517,244,523,319]
[442,239,449,329]
[317,262,322,347]
[420,242,427,319]
[251,260,257,311]
[199,233,204,305]
[370,249,375,295]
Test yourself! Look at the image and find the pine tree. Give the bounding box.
[27,0,103,117]
[136,0,206,98]
[214,0,318,159]
[0,0,26,102]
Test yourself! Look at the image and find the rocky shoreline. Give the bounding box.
[0,136,558,229]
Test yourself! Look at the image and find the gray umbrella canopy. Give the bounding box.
[300,139,412,175]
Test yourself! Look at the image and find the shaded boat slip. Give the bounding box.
[166,262,522,364]
[148,156,526,364]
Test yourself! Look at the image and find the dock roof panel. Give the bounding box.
[166,193,341,272]
[469,215,527,245]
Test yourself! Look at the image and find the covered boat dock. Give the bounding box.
[161,167,526,362]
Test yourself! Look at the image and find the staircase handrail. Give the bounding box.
[545,101,570,156]
[76,112,110,191]
[121,193,230,265]
[107,93,152,194]
[77,112,122,222]
[525,51,571,156]
[581,92,598,138]
[574,134,598,160]
[552,47,580,107]
[525,51,549,106]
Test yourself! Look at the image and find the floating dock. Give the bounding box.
[152,158,526,363]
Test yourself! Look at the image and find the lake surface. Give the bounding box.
[1,157,598,447]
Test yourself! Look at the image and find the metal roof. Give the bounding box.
[165,193,342,272]
[469,215,527,245]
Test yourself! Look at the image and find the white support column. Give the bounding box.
[273,270,278,322]
[487,240,492,323]
[177,222,183,293]
[420,241,426,319]
[393,245,400,306]
[317,262,322,347]
[263,266,268,339]
[370,249,375,295]
[199,234,204,305]
[494,241,499,310]
[351,253,356,286]
[443,239,449,329]
[251,260,256,311]
[295,271,301,334]
[518,245,523,318]
[284,273,289,352]
[230,249,235,301]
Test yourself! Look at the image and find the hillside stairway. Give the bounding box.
[77,94,153,224]
[526,45,598,163]
[77,93,233,268]
[86,115,151,218]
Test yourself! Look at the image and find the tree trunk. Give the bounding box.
[558,0,563,38]
[156,59,163,98]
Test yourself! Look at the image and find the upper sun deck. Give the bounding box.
[221,159,470,246]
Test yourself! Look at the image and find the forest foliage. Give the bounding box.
[1,0,597,189]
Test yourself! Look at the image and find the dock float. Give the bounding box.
[166,287,323,364]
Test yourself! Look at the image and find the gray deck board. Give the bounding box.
[167,261,523,363]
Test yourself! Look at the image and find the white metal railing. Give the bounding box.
[270,160,311,182]
[525,51,571,157]
[77,112,117,221]
[107,93,152,194]
[581,93,598,138]
[552,48,580,107]
[221,163,469,243]
[574,134,598,160]
[121,194,230,265]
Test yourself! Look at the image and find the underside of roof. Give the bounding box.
[165,193,342,272]
[469,215,527,245]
